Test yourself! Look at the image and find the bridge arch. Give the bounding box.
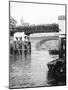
[30,33,59,51]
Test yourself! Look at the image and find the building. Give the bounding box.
[58,15,66,34]
[10,16,17,31]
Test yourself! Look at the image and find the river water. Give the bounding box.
[9,37,59,88]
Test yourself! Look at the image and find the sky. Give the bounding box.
[10,2,65,26]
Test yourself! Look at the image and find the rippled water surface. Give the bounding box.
[9,37,59,88]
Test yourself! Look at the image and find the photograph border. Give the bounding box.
[9,1,67,89]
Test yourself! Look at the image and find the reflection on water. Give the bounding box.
[9,37,59,88]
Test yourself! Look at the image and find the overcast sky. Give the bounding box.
[10,2,65,25]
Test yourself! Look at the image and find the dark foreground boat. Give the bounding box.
[47,35,66,85]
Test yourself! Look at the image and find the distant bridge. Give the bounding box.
[10,24,59,51]
[30,33,59,51]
